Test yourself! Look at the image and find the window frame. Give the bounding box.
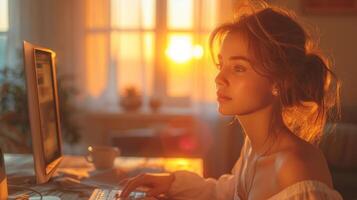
[85,0,215,108]
[0,0,8,69]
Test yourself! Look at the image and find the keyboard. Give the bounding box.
[89,189,146,200]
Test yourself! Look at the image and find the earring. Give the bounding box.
[272,88,279,96]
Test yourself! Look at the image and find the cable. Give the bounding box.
[8,184,43,200]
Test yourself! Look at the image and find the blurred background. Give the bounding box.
[0,0,356,199]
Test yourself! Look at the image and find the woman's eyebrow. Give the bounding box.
[218,54,252,63]
[229,56,252,63]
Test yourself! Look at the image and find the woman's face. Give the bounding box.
[215,31,275,115]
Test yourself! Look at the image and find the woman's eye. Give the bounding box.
[233,65,246,72]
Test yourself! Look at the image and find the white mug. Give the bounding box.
[86,146,120,170]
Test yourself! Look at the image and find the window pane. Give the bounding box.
[86,34,109,97]
[142,32,155,97]
[201,0,217,30]
[111,32,154,96]
[167,61,193,98]
[167,0,193,29]
[86,0,110,29]
[166,33,193,97]
[0,36,6,69]
[0,0,8,32]
[111,0,156,29]
[141,0,156,29]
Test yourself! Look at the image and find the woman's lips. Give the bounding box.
[217,92,232,103]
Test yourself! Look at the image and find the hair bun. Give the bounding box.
[304,53,326,81]
[297,53,327,104]
[304,53,324,68]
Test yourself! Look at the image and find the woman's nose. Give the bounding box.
[215,70,229,88]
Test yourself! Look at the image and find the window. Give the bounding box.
[0,0,9,69]
[85,0,218,109]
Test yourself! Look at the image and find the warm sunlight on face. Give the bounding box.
[215,32,274,116]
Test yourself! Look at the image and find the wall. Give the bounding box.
[16,0,357,107]
[14,0,357,177]
[16,0,86,92]
[271,0,357,108]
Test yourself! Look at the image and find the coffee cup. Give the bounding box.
[86,146,120,170]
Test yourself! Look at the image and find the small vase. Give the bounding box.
[120,96,142,112]
[149,97,162,112]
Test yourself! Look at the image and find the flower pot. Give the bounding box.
[120,96,142,112]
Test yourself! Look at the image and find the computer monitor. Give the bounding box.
[23,41,63,184]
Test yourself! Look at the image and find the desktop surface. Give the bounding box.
[4,154,203,200]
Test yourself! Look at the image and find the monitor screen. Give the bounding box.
[23,41,63,184]
[33,49,61,167]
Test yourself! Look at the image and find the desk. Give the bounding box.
[77,112,197,147]
[5,154,203,199]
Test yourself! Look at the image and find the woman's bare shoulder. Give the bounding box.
[274,133,333,190]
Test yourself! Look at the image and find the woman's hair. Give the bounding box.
[210,2,340,145]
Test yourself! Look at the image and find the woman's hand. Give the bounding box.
[119,172,175,198]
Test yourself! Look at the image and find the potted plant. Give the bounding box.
[0,66,81,153]
[119,86,142,112]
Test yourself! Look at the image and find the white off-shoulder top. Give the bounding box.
[167,138,343,200]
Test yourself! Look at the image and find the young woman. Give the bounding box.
[120,3,342,200]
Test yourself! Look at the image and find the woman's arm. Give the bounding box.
[166,140,248,200]
[167,170,236,200]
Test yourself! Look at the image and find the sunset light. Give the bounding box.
[166,35,192,63]
[192,45,204,59]
[85,0,216,100]
[166,35,204,64]
[4,1,353,199]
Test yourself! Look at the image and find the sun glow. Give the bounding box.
[166,35,204,64]
[166,35,192,63]
[192,45,204,59]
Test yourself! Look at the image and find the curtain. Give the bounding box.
[10,0,238,176]
[82,0,232,115]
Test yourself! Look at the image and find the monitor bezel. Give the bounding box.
[23,41,63,184]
